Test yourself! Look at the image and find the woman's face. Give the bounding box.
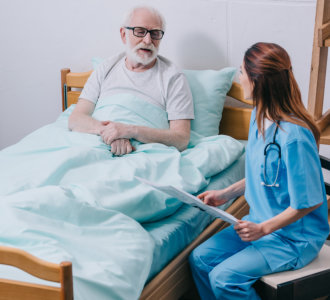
[239,62,253,100]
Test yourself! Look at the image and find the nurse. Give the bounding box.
[189,42,329,300]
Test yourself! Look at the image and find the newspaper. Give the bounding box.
[136,176,238,225]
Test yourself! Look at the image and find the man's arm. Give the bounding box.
[68,99,107,135]
[100,119,191,151]
[68,99,135,156]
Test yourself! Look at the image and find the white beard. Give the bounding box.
[126,39,158,66]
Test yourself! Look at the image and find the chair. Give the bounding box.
[254,241,330,300]
[0,245,73,300]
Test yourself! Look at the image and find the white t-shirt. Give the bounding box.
[79,53,194,120]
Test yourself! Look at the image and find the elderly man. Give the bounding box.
[68,6,194,155]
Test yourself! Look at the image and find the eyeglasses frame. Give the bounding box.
[124,26,164,40]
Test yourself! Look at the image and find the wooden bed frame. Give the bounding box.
[0,68,253,300]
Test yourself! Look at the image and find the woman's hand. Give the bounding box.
[234,220,265,242]
[197,190,229,206]
[197,179,246,207]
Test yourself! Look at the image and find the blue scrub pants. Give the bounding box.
[189,226,291,300]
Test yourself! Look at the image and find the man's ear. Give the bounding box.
[120,27,126,44]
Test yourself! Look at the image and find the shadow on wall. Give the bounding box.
[176,32,227,70]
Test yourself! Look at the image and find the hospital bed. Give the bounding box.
[0,67,253,300]
[60,67,252,299]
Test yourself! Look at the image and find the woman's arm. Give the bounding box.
[197,179,246,206]
[235,203,322,241]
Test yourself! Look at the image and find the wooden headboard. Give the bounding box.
[60,68,253,140]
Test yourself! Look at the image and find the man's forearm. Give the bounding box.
[68,113,104,135]
[128,124,190,151]
[100,119,191,151]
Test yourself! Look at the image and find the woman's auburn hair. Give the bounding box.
[243,42,320,145]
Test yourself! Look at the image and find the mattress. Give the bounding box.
[144,146,246,281]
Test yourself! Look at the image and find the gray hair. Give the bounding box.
[122,6,166,31]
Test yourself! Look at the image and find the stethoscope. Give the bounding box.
[261,122,281,188]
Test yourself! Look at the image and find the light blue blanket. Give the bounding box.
[0,94,244,300]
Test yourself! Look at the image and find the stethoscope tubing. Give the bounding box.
[261,122,281,188]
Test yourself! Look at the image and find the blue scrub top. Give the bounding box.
[245,108,329,272]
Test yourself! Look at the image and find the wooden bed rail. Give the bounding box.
[0,245,73,300]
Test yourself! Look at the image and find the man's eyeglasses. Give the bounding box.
[125,27,164,40]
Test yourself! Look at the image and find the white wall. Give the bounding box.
[1,0,328,152]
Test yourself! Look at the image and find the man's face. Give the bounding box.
[122,9,163,66]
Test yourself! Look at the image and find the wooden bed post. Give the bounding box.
[61,68,71,111]
[60,261,74,300]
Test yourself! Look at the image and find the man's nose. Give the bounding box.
[143,32,152,44]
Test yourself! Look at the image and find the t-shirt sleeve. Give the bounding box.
[79,65,104,104]
[284,138,325,209]
[79,54,124,104]
[165,73,194,120]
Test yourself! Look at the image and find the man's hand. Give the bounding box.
[110,139,135,156]
[100,122,131,145]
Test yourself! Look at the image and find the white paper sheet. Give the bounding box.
[136,177,238,225]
